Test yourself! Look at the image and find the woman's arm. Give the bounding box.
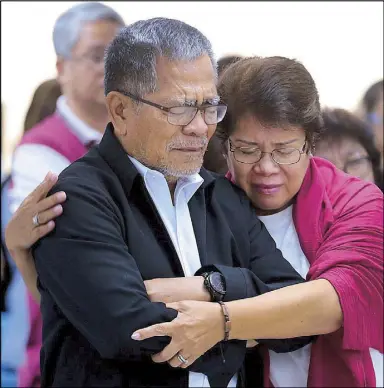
[5,172,66,304]
[9,249,41,303]
[131,278,341,367]
[228,278,342,340]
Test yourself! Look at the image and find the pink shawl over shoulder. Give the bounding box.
[227,156,383,387]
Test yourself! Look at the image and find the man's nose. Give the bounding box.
[183,111,209,137]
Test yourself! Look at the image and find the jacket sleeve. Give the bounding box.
[196,194,314,352]
[33,176,178,360]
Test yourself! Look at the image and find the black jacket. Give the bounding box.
[33,124,312,387]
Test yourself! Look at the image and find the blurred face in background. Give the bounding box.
[226,114,310,215]
[372,91,383,161]
[315,137,375,183]
[57,19,122,111]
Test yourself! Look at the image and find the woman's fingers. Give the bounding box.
[34,204,63,225]
[168,354,184,368]
[180,355,198,369]
[167,353,198,369]
[36,192,66,214]
[31,221,56,241]
[27,172,58,204]
[131,322,172,341]
[152,341,183,363]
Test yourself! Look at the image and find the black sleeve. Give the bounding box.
[33,177,178,360]
[196,196,315,353]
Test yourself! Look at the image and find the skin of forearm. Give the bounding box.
[9,249,41,304]
[227,279,343,340]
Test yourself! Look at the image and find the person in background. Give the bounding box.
[357,79,383,168]
[7,3,125,387]
[23,79,62,134]
[203,54,243,174]
[315,108,383,190]
[132,56,383,388]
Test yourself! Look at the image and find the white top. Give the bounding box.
[129,156,238,388]
[9,95,102,213]
[258,206,383,387]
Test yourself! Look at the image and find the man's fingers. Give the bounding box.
[36,192,66,214]
[131,322,171,341]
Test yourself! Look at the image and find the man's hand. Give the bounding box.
[144,276,211,304]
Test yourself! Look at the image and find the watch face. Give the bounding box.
[211,273,225,294]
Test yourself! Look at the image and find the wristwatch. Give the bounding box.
[201,271,226,302]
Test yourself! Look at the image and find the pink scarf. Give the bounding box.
[226,157,383,387]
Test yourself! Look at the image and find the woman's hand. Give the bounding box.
[4,171,66,303]
[5,172,66,253]
[131,300,224,368]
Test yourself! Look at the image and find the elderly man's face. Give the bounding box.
[118,55,218,179]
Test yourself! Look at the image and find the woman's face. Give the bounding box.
[226,114,310,214]
[315,137,375,183]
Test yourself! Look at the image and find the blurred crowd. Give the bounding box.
[1,2,383,388]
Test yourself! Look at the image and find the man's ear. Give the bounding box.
[56,57,66,85]
[105,92,131,136]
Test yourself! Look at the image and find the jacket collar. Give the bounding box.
[97,123,215,195]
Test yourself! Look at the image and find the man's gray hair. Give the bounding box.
[53,2,125,58]
[104,17,217,98]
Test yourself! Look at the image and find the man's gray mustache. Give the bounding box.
[167,138,209,150]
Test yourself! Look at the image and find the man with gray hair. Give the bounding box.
[10,2,124,212]
[32,17,310,388]
[8,3,124,387]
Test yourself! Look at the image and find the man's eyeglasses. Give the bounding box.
[229,139,307,165]
[117,90,227,126]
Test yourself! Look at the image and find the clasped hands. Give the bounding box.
[133,276,224,368]
[134,277,257,369]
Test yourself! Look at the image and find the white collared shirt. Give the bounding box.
[9,96,102,213]
[129,156,238,388]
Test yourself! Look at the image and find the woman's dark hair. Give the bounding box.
[361,80,383,114]
[217,55,243,77]
[23,79,62,133]
[203,55,243,174]
[320,108,383,188]
[216,56,324,151]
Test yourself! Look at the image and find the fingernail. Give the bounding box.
[47,221,55,228]
[56,192,66,201]
[49,173,58,182]
[45,172,52,181]
[53,205,63,214]
[131,332,141,340]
